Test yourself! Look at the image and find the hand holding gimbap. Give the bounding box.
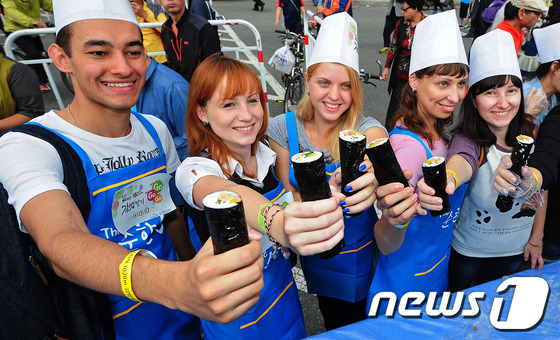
[495,135,534,212]
[421,157,450,217]
[292,151,346,259]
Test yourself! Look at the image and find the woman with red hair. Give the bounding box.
[175,56,349,338]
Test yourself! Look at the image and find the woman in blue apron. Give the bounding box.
[368,11,470,314]
[176,57,346,339]
[268,13,387,330]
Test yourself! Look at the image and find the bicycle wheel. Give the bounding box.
[283,76,303,113]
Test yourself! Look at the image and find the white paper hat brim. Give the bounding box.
[54,0,139,34]
[409,10,468,76]
[469,30,521,87]
[308,12,360,74]
[533,23,560,64]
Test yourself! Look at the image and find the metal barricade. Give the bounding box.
[3,19,268,111]
[303,9,323,70]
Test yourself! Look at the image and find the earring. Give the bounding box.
[202,121,209,126]
[412,88,416,92]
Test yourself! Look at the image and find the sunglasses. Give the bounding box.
[525,9,542,16]
[401,6,411,12]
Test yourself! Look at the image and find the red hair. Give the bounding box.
[186,57,268,178]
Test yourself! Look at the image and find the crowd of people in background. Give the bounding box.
[1,0,560,339]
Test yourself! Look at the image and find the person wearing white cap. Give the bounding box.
[268,12,387,330]
[494,0,548,53]
[367,11,469,311]
[493,24,560,263]
[0,0,267,339]
[177,56,351,339]
[419,30,544,292]
[522,23,560,124]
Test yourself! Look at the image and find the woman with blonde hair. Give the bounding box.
[268,12,387,329]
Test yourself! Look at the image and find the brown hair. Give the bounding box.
[186,56,268,178]
[390,63,469,149]
[295,63,364,163]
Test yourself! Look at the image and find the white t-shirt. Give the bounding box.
[176,142,277,210]
[0,110,180,229]
[452,144,534,257]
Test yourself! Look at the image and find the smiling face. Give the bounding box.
[60,19,146,112]
[306,63,353,124]
[474,77,521,135]
[196,78,264,156]
[410,72,468,122]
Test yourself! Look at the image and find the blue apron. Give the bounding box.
[186,163,306,339]
[29,112,200,340]
[285,111,378,302]
[367,128,468,311]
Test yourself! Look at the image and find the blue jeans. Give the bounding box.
[543,239,560,262]
[448,247,524,292]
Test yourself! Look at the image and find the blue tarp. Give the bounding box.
[309,261,560,339]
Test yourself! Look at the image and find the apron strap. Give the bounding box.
[389,126,433,159]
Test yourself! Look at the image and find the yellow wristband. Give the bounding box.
[119,249,142,302]
[446,169,459,186]
[532,171,540,190]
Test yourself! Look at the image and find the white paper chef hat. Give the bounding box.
[409,10,468,76]
[308,12,360,74]
[468,30,521,87]
[533,23,560,64]
[53,0,139,35]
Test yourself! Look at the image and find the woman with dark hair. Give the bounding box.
[381,0,426,130]
[176,56,346,338]
[367,11,470,310]
[494,23,560,264]
[419,30,544,292]
[522,23,560,124]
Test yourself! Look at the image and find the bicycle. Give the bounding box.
[275,30,305,113]
[359,60,384,87]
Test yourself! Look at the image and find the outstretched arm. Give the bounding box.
[190,175,346,256]
[21,190,264,323]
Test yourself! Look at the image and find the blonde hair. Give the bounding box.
[295,63,364,163]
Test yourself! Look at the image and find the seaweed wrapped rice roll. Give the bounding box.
[203,191,249,254]
[422,156,450,217]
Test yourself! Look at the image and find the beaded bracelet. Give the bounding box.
[261,203,290,258]
[258,203,274,234]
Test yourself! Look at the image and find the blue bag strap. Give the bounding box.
[286,111,300,158]
[389,126,433,159]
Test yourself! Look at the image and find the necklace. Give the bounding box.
[67,105,81,129]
